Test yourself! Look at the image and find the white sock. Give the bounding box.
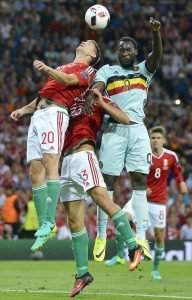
[131,190,149,240]
[96,191,113,239]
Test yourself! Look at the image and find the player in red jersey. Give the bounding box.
[106,126,188,280]
[145,126,188,279]
[60,89,145,297]
[10,40,100,251]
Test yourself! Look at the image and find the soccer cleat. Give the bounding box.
[128,246,143,272]
[34,221,57,237]
[69,272,94,298]
[31,224,57,252]
[137,239,152,260]
[105,255,125,266]
[151,270,162,280]
[93,237,106,262]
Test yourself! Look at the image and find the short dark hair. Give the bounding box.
[150,126,166,137]
[91,40,101,66]
[119,36,138,50]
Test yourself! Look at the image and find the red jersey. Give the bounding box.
[147,148,184,205]
[39,63,95,108]
[63,97,112,155]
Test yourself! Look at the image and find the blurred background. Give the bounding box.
[0,0,192,243]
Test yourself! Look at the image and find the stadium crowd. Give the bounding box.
[0,0,192,240]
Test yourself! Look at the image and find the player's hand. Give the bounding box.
[149,17,161,32]
[179,182,188,195]
[33,60,50,73]
[83,89,97,115]
[92,88,105,108]
[10,108,26,121]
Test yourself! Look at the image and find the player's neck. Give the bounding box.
[153,147,164,157]
[73,54,89,65]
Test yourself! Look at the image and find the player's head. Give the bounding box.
[76,40,101,66]
[117,36,138,69]
[150,126,166,151]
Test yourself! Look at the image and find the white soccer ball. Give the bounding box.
[85,5,110,30]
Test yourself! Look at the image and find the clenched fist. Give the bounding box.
[10,108,26,121]
[149,17,161,32]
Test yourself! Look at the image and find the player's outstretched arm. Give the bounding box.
[10,98,38,121]
[146,18,163,73]
[93,89,129,124]
[33,60,79,86]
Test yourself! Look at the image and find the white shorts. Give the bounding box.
[27,106,69,163]
[99,123,151,176]
[123,200,166,229]
[60,151,106,202]
[148,202,166,229]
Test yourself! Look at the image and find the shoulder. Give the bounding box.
[97,64,111,72]
[164,148,179,161]
[136,60,154,77]
[84,66,95,75]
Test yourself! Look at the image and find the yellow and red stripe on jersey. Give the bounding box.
[107,77,147,96]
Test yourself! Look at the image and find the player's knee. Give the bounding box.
[42,154,59,178]
[103,174,117,191]
[155,230,165,246]
[129,172,147,190]
[29,161,45,186]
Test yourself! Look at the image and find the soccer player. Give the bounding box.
[10,40,100,251]
[60,89,145,297]
[85,18,163,261]
[106,127,188,280]
[145,126,188,279]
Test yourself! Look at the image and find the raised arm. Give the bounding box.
[33,60,80,86]
[10,97,38,121]
[146,18,163,73]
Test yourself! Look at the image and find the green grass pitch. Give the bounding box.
[0,261,191,300]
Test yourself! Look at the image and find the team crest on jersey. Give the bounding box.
[80,70,89,80]
[163,159,168,170]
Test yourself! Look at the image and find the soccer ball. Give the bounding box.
[85,5,110,30]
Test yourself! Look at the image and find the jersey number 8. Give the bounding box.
[154,168,161,178]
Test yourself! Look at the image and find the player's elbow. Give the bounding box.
[123,116,130,124]
[118,115,130,125]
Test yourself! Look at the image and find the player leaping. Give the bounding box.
[106,127,188,281]
[60,89,146,297]
[84,18,163,262]
[10,40,100,251]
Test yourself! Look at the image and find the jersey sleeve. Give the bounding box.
[171,154,184,186]
[137,60,154,84]
[76,66,96,86]
[94,65,109,86]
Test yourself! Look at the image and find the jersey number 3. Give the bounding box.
[154,168,161,178]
